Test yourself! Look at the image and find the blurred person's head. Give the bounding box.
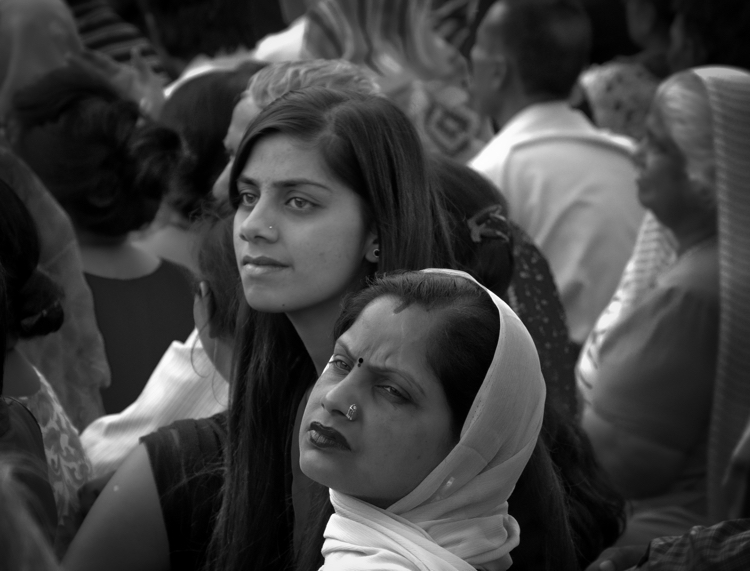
[635,68,716,235]
[471,0,591,127]
[160,61,267,222]
[668,0,750,72]
[10,63,184,241]
[623,0,674,51]
[137,0,286,78]
[427,156,515,297]
[0,179,64,346]
[212,59,379,201]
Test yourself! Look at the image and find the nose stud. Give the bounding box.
[346,404,358,421]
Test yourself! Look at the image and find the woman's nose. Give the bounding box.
[320,370,360,420]
[237,198,279,243]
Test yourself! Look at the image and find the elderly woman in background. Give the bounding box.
[582,66,750,545]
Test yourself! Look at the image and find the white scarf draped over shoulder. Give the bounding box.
[321,269,546,571]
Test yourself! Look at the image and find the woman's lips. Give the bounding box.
[240,255,288,276]
[308,421,350,451]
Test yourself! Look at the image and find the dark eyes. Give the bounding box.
[331,358,352,373]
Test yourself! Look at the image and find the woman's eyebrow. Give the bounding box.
[236,174,332,192]
[276,178,332,192]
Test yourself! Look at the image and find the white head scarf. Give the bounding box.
[321,269,546,571]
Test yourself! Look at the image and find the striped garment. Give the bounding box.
[704,67,750,522]
[67,0,164,75]
[81,329,228,478]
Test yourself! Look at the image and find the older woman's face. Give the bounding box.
[634,108,696,227]
[299,296,457,508]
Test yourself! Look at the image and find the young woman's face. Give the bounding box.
[233,133,376,318]
[299,296,458,508]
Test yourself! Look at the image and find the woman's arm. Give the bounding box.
[63,444,169,571]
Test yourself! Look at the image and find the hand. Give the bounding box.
[585,545,648,571]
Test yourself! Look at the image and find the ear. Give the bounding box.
[363,231,380,264]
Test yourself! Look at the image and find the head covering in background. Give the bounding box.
[0,0,83,120]
[697,66,750,521]
[303,0,488,161]
[322,269,546,571]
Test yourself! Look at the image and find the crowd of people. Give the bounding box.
[1,0,750,570]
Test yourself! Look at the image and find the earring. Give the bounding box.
[373,248,380,259]
[268,225,273,230]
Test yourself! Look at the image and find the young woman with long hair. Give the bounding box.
[64,87,454,571]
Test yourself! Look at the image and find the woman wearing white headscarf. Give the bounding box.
[300,269,547,571]
[582,66,750,544]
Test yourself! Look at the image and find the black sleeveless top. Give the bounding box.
[141,412,227,571]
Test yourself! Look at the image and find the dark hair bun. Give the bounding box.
[16,270,64,339]
[12,65,185,238]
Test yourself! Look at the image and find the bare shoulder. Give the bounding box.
[63,444,169,571]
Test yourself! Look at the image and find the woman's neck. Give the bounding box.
[286,299,342,376]
[76,229,161,279]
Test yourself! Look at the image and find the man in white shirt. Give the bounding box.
[470,0,644,345]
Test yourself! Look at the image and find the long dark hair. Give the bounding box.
[205,88,455,571]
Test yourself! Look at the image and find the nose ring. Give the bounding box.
[346,404,358,421]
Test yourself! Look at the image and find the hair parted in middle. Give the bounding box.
[207,86,456,571]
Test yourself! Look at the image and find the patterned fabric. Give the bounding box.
[2,146,109,430]
[703,67,750,522]
[506,223,578,419]
[17,371,93,555]
[303,0,488,162]
[66,0,164,75]
[639,519,750,571]
[580,61,661,141]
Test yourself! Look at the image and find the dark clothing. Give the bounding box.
[141,413,227,571]
[506,223,579,418]
[0,397,57,542]
[639,519,750,571]
[86,259,194,414]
